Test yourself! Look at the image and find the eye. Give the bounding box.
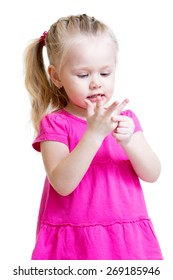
[100,72,110,77]
[77,74,88,78]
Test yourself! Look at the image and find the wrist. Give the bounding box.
[112,132,133,148]
[84,130,104,148]
[118,136,134,151]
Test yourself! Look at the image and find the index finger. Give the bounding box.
[84,99,95,117]
[115,98,129,115]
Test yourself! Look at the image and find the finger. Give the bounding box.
[113,116,135,133]
[116,127,130,134]
[95,96,103,112]
[112,132,130,142]
[111,115,129,123]
[105,101,120,117]
[84,99,94,117]
[115,98,129,115]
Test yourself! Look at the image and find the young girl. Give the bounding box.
[24,14,163,260]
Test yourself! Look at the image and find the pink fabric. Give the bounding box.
[31,110,163,260]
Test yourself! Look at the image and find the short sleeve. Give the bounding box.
[32,113,69,152]
[121,110,143,133]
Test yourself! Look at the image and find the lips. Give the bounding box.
[87,93,105,99]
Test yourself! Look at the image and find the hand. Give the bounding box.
[84,97,129,141]
[112,114,135,145]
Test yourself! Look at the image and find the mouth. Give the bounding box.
[87,93,105,99]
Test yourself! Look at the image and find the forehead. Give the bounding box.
[64,35,116,66]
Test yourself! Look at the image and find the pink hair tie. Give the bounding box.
[39,31,47,46]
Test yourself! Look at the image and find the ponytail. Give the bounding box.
[24,40,52,132]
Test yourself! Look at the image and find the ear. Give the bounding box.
[48,65,62,88]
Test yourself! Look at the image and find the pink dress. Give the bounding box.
[31,109,163,260]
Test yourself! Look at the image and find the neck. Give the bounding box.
[64,103,87,120]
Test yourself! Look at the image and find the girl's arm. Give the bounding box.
[41,131,102,196]
[41,98,128,196]
[112,115,161,182]
[121,132,161,183]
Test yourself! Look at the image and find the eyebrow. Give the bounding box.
[72,65,115,71]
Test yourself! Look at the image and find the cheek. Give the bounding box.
[71,80,88,95]
[106,80,115,92]
[63,83,83,100]
[109,77,115,91]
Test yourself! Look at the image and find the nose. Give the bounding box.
[89,76,101,89]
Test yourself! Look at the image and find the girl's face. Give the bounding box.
[56,35,116,117]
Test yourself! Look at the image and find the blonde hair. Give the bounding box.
[24,14,118,132]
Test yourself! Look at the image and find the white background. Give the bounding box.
[1,0,172,269]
